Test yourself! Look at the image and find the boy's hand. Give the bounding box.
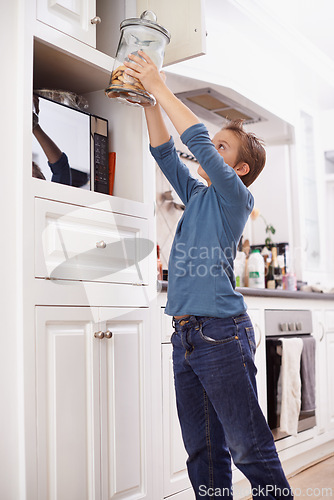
[124,50,165,95]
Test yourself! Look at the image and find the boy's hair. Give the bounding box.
[222,119,266,187]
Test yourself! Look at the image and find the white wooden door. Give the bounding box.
[35,306,101,500]
[162,343,191,498]
[326,331,334,431]
[313,309,327,434]
[136,0,206,66]
[36,0,97,47]
[98,307,153,499]
[247,308,267,416]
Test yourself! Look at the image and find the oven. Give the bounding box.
[265,309,316,441]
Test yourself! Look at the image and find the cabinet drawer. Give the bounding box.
[35,198,151,284]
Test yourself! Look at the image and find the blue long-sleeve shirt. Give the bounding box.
[150,123,254,318]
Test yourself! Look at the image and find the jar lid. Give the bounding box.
[120,10,171,43]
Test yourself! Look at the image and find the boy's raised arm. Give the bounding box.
[124,51,200,137]
[144,103,170,148]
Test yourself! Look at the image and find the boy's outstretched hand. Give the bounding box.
[124,50,165,96]
[125,50,199,137]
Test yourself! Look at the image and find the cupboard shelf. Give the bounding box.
[33,34,114,95]
[31,177,151,220]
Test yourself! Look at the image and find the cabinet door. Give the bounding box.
[136,0,206,66]
[313,310,327,434]
[326,331,334,431]
[162,343,191,497]
[247,308,267,415]
[36,306,101,500]
[98,308,153,499]
[36,0,97,47]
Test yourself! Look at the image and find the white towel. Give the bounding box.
[277,337,303,436]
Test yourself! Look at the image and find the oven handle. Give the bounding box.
[319,321,325,342]
[254,322,262,348]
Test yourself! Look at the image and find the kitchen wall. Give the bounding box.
[156,112,293,271]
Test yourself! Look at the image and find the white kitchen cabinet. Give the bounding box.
[36,0,97,47]
[36,306,152,500]
[162,343,191,498]
[247,308,267,415]
[98,307,153,500]
[325,310,334,432]
[35,197,150,285]
[326,332,334,431]
[96,0,206,66]
[313,309,327,435]
[136,0,206,66]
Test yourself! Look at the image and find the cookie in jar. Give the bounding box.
[105,11,170,107]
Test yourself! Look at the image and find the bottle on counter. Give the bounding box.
[271,246,283,289]
[234,250,246,287]
[157,244,163,281]
[248,249,265,288]
[266,256,276,289]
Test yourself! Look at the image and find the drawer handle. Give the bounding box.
[94,331,104,339]
[255,323,262,348]
[319,321,325,342]
[104,330,113,339]
[91,16,101,24]
[96,240,106,248]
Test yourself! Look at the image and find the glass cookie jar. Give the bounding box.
[105,11,170,107]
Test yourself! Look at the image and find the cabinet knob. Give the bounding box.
[104,330,113,339]
[96,240,106,248]
[91,16,101,25]
[94,331,104,339]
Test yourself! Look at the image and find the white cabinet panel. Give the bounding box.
[99,307,152,500]
[162,344,191,497]
[325,309,334,331]
[36,306,151,500]
[247,308,267,416]
[35,198,151,285]
[36,306,101,500]
[136,0,206,66]
[313,310,327,434]
[36,0,97,46]
[326,332,334,431]
[161,306,173,343]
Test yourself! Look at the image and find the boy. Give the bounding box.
[124,51,293,499]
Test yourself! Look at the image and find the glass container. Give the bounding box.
[105,11,170,107]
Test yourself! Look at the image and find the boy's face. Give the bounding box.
[197,129,244,184]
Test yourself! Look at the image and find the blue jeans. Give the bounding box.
[171,313,293,499]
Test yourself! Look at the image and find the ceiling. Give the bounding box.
[241,0,334,62]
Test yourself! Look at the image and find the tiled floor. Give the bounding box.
[287,454,334,499]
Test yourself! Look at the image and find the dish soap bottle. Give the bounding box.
[234,250,246,287]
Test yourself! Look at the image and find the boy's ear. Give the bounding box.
[235,162,250,177]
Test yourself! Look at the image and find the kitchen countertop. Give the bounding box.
[158,281,334,301]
